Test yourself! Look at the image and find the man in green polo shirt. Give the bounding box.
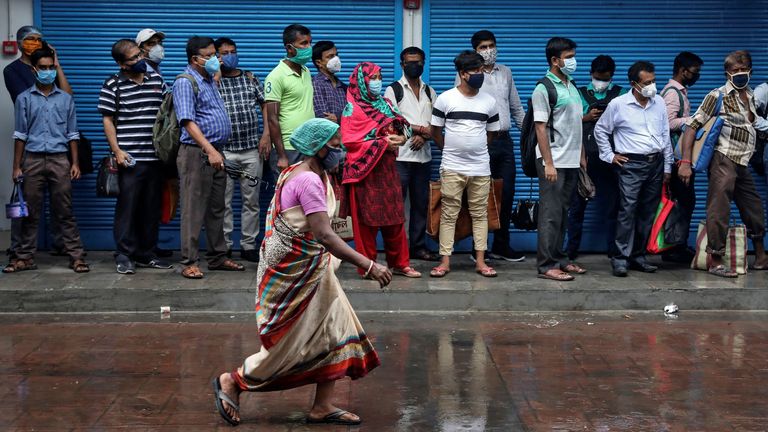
[264,24,315,178]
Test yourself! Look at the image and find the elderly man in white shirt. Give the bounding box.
[594,61,673,277]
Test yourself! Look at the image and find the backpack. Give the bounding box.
[751,83,768,176]
[660,86,685,154]
[389,80,433,104]
[520,77,565,178]
[153,73,198,165]
[580,85,622,157]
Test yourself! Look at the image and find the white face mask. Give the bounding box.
[479,48,497,66]
[636,82,657,99]
[148,45,164,63]
[591,78,610,93]
[325,56,342,74]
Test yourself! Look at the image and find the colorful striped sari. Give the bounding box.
[238,164,380,392]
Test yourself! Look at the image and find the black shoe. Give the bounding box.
[154,247,173,258]
[135,258,173,269]
[612,264,628,277]
[489,247,526,262]
[661,248,695,263]
[116,260,136,275]
[411,249,440,262]
[241,249,259,262]
[629,260,658,273]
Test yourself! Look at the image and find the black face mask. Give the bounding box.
[403,62,423,79]
[686,71,700,87]
[124,59,147,74]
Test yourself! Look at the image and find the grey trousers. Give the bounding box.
[612,154,663,265]
[223,148,263,251]
[536,159,578,273]
[16,153,84,262]
[177,144,228,266]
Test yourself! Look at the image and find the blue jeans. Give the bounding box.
[396,160,431,253]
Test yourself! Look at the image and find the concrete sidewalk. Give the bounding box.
[1,251,766,312]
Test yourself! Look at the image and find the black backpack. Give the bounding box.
[579,85,622,157]
[389,81,433,104]
[520,77,564,178]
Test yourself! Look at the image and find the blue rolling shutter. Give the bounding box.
[37,0,400,250]
[425,0,768,252]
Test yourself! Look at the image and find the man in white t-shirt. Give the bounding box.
[430,51,500,278]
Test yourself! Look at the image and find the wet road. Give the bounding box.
[1,312,767,431]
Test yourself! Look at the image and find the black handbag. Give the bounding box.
[512,181,539,231]
[96,156,120,197]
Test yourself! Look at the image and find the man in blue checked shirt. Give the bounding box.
[173,36,244,279]
[5,49,89,274]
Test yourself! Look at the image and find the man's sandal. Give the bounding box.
[429,266,450,278]
[209,259,245,271]
[2,259,37,273]
[708,265,737,278]
[182,265,204,279]
[537,269,575,281]
[70,259,90,273]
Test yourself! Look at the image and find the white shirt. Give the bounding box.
[384,75,436,163]
[431,87,500,176]
[594,91,674,173]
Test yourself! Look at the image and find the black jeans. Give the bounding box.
[488,132,516,252]
[536,159,579,274]
[612,154,663,265]
[114,161,163,262]
[396,160,431,253]
[566,153,619,260]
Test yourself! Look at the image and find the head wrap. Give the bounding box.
[16,26,42,44]
[289,118,340,156]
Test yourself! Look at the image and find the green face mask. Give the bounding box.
[287,45,312,66]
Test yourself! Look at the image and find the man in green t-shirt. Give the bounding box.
[264,24,315,179]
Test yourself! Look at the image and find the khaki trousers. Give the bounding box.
[438,170,490,256]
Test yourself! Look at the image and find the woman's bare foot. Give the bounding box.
[218,372,242,423]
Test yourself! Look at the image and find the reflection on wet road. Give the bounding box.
[0,312,766,431]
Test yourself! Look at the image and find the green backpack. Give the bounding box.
[153,73,198,164]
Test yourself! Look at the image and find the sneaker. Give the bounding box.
[241,249,259,263]
[135,258,173,269]
[116,260,136,274]
[489,248,526,262]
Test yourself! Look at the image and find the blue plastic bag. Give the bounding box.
[692,92,724,173]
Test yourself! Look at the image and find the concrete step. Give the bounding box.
[1,252,766,312]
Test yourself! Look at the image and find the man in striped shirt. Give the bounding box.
[99,39,171,274]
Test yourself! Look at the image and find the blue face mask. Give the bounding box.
[36,69,57,85]
[368,79,382,95]
[221,53,239,70]
[560,57,577,75]
[320,146,343,171]
[202,55,220,75]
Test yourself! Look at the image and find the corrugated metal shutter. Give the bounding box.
[37,0,400,250]
[425,0,768,252]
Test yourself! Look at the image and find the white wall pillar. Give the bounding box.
[401,5,422,49]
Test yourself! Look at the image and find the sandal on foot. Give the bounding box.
[212,377,240,426]
[430,266,450,278]
[561,263,587,274]
[307,409,361,425]
[182,265,204,279]
[708,265,737,278]
[70,259,90,273]
[476,267,498,278]
[209,259,245,271]
[392,266,421,278]
[537,269,575,281]
[2,259,37,273]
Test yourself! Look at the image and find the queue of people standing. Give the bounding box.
[4,23,768,280]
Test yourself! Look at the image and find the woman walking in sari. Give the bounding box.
[342,62,421,278]
[212,118,392,427]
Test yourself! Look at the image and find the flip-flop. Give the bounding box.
[211,377,240,426]
[306,409,361,425]
[537,271,575,281]
[708,265,737,278]
[476,267,498,278]
[430,266,450,278]
[561,263,587,274]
